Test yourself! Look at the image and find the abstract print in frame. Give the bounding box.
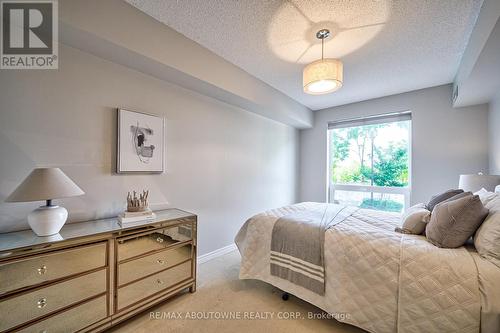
[117,109,165,173]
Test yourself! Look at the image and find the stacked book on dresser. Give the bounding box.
[118,190,156,225]
[118,209,156,225]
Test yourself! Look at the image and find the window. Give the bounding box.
[327,112,411,213]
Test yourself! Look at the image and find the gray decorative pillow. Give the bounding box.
[440,191,472,204]
[426,194,489,248]
[426,189,464,212]
[395,203,431,235]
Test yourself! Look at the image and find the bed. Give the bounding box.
[235,202,500,333]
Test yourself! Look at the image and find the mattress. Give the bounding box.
[235,202,500,333]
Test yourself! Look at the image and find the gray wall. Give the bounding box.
[490,93,500,174]
[0,45,299,255]
[300,84,489,204]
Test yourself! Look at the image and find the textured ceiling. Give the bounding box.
[125,0,483,110]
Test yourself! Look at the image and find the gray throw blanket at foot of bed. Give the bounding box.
[270,204,358,295]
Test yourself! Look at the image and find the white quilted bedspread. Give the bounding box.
[235,202,483,333]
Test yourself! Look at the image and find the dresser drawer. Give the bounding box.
[118,243,192,286]
[117,223,193,262]
[117,260,192,311]
[0,269,107,331]
[17,295,107,333]
[0,242,106,296]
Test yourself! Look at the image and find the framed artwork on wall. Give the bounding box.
[117,108,165,173]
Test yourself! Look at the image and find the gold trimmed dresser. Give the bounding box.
[0,209,197,332]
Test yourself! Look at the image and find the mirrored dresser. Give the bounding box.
[0,209,197,332]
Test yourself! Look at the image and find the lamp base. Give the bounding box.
[28,205,68,236]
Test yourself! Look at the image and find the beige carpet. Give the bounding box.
[110,250,365,333]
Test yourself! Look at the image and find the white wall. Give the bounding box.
[59,0,312,128]
[300,85,489,205]
[490,93,500,174]
[0,45,299,255]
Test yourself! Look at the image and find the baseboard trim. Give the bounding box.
[197,243,237,264]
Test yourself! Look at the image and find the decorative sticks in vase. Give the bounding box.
[119,189,155,224]
[127,190,149,212]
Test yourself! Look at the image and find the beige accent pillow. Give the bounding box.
[426,189,464,212]
[485,195,500,212]
[396,203,430,235]
[474,212,500,268]
[426,194,489,248]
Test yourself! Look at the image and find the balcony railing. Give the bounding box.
[329,183,411,212]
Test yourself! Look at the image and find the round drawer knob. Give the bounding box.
[156,279,164,285]
[37,298,47,309]
[156,259,165,265]
[37,265,47,275]
[156,237,164,243]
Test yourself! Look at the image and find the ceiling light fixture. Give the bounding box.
[303,29,343,95]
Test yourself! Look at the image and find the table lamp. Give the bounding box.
[5,168,84,236]
[458,173,500,193]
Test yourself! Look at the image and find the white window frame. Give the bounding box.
[326,111,412,211]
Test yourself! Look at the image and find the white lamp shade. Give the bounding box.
[6,168,84,203]
[458,174,500,193]
[303,59,343,95]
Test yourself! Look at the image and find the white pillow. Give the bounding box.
[396,203,431,235]
[474,211,500,269]
[474,188,498,206]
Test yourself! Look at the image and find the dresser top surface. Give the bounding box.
[0,209,195,253]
